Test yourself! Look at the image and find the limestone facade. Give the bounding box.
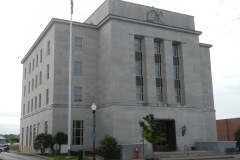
[20,0,217,153]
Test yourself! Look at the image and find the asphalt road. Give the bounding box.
[0,152,50,160]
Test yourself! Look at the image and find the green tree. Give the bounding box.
[99,135,120,158]
[53,132,68,153]
[34,133,52,155]
[139,114,165,158]
[234,128,240,149]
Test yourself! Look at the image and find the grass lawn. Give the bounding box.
[46,155,91,160]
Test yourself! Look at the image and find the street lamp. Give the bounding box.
[91,103,97,160]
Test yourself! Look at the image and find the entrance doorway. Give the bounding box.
[154,120,176,151]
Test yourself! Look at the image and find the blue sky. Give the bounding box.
[0,0,239,134]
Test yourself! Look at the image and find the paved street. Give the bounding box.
[0,152,50,160]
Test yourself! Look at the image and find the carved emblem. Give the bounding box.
[147,9,164,24]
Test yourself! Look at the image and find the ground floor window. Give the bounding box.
[72,120,84,145]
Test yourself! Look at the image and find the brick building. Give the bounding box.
[217,118,240,141]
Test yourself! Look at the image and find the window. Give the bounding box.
[21,128,24,145]
[136,86,143,101]
[24,86,26,97]
[28,81,30,93]
[155,64,162,78]
[29,125,32,145]
[47,64,49,79]
[40,49,42,63]
[72,120,84,145]
[32,59,35,71]
[33,125,36,142]
[39,94,41,108]
[37,123,40,135]
[35,75,38,88]
[39,71,42,85]
[135,61,142,76]
[74,61,83,76]
[46,89,49,104]
[29,62,31,74]
[156,87,163,102]
[24,68,26,79]
[32,78,34,91]
[44,121,48,134]
[135,37,144,102]
[35,96,37,110]
[23,104,25,116]
[74,37,83,51]
[134,38,141,52]
[47,40,50,55]
[74,87,83,102]
[172,43,181,103]
[31,98,33,112]
[26,126,29,145]
[28,101,30,113]
[36,54,38,67]
[154,40,164,102]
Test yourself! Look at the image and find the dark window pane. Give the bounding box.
[174,80,181,88]
[136,76,143,86]
[155,54,161,63]
[135,52,142,61]
[173,57,179,65]
[156,78,163,87]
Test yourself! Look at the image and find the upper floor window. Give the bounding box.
[172,43,182,103]
[74,62,83,76]
[47,40,50,55]
[135,61,142,76]
[24,86,26,97]
[32,78,34,91]
[32,59,35,71]
[46,89,49,105]
[29,62,31,74]
[136,86,143,101]
[36,54,38,67]
[47,64,49,79]
[134,38,142,52]
[23,104,25,116]
[24,68,26,79]
[40,49,43,63]
[35,96,37,110]
[39,94,41,108]
[74,37,83,51]
[39,71,42,85]
[74,87,83,102]
[35,75,38,88]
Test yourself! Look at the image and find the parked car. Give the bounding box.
[0,144,9,153]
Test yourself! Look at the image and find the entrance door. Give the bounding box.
[154,120,176,151]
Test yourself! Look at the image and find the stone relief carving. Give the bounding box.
[147,9,164,24]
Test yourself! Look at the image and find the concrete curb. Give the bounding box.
[8,150,52,159]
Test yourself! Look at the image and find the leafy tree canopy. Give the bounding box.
[139,114,165,144]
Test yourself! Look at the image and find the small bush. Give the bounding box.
[98,135,120,158]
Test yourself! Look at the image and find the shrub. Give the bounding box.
[34,133,52,155]
[99,135,120,158]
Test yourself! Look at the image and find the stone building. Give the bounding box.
[20,0,217,154]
